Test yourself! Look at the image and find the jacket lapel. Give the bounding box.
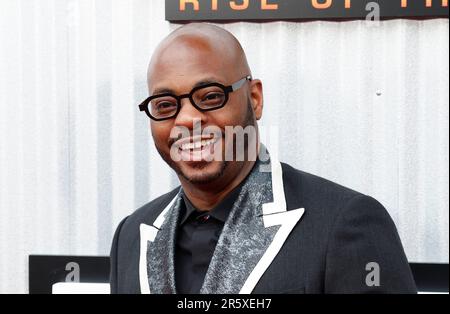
[201,157,305,294]
[139,190,181,294]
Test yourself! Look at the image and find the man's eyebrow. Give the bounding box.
[151,77,224,96]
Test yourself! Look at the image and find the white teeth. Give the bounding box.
[180,138,217,151]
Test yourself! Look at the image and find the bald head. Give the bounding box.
[146,23,264,191]
[147,23,251,92]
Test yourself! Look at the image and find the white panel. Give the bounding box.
[110,0,135,229]
[52,282,110,294]
[0,0,448,293]
[71,0,99,254]
[0,0,23,294]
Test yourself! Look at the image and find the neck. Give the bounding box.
[180,160,256,211]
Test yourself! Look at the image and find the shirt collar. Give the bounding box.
[179,180,245,226]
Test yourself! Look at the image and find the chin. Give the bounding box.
[178,160,227,185]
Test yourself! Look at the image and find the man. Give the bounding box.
[110,23,417,294]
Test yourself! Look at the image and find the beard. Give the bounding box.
[155,98,256,185]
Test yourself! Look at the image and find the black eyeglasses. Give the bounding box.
[138,75,252,121]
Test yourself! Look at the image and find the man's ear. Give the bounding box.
[249,79,263,120]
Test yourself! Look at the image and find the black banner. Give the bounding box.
[166,0,449,22]
[29,255,110,294]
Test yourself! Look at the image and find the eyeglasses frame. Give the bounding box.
[138,75,252,121]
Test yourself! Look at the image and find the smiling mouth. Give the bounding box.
[172,136,220,162]
[178,138,218,152]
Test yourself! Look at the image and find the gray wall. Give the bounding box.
[0,0,448,293]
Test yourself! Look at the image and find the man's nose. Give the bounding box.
[174,97,207,129]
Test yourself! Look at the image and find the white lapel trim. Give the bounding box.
[262,158,286,215]
[139,192,179,294]
[239,159,305,294]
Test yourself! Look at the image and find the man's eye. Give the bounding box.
[203,93,223,101]
[156,101,176,111]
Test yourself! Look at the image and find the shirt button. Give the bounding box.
[198,214,210,223]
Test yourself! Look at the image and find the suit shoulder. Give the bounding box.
[280,162,397,236]
[337,193,397,229]
[120,186,180,233]
[280,162,361,205]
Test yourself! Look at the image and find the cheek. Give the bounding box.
[213,99,249,127]
[151,123,172,148]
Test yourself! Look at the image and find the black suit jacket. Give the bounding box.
[110,161,417,294]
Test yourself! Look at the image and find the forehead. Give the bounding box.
[148,36,237,94]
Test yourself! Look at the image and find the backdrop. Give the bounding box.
[0,0,448,293]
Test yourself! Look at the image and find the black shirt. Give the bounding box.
[175,183,244,294]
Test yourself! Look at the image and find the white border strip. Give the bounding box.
[262,159,286,215]
[240,208,304,294]
[240,159,305,293]
[139,193,179,294]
